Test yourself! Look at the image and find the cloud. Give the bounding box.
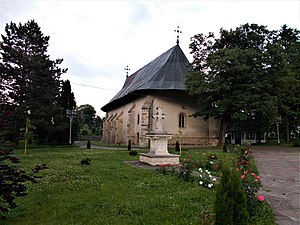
[1,0,299,117]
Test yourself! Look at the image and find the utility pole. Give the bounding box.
[66,109,77,144]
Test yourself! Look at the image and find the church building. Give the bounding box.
[101,41,220,147]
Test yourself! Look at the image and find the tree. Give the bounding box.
[215,167,249,225]
[186,24,299,145]
[57,80,78,144]
[266,25,300,142]
[0,20,67,144]
[78,104,96,134]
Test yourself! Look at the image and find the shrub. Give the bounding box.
[198,167,217,189]
[222,142,228,153]
[215,167,249,225]
[87,140,91,149]
[175,141,180,152]
[81,158,91,165]
[129,150,138,156]
[128,140,131,151]
[294,138,300,147]
[0,144,46,214]
[178,156,195,182]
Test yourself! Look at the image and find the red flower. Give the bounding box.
[189,156,193,159]
[257,195,265,202]
[245,161,249,164]
[243,170,248,175]
[241,175,246,179]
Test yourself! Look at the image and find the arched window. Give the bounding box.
[179,113,185,128]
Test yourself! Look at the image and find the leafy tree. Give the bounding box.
[93,115,102,135]
[186,24,299,145]
[266,25,300,142]
[0,20,67,144]
[78,104,97,135]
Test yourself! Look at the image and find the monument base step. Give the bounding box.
[139,153,180,166]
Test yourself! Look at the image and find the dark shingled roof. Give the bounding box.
[101,44,190,112]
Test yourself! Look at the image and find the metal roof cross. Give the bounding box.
[124,65,130,78]
[174,25,182,45]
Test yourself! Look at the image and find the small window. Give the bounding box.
[179,113,185,128]
[137,114,140,125]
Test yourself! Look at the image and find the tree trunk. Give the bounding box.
[217,118,229,146]
[286,123,290,143]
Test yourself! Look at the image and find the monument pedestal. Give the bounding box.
[139,134,180,166]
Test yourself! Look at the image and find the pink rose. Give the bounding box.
[256,176,260,179]
[254,179,259,182]
[243,170,248,175]
[241,175,246,179]
[251,173,256,176]
[257,195,265,202]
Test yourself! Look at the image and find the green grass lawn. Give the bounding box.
[2,146,215,225]
[1,145,275,225]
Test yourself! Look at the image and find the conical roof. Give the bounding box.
[101,44,190,112]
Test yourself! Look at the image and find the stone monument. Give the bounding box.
[139,106,180,166]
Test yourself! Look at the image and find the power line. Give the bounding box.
[71,82,118,91]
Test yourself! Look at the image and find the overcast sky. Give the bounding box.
[1,0,299,117]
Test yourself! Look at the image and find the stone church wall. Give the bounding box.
[102,92,220,146]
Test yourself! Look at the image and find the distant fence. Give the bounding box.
[77,136,102,141]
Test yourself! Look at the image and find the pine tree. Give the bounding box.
[215,167,249,225]
[0,20,67,144]
[57,80,78,144]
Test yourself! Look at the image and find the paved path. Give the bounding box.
[74,141,143,151]
[252,146,300,225]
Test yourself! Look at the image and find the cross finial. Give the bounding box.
[174,25,182,45]
[124,65,130,78]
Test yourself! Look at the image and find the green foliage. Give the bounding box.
[77,104,102,136]
[0,144,46,215]
[222,143,228,153]
[0,20,68,145]
[80,124,92,136]
[128,150,138,156]
[294,138,300,147]
[214,167,249,225]
[186,23,300,145]
[178,157,195,182]
[86,140,91,149]
[58,80,78,143]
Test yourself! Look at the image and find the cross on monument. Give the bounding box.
[124,65,130,78]
[174,25,182,45]
[153,106,166,133]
